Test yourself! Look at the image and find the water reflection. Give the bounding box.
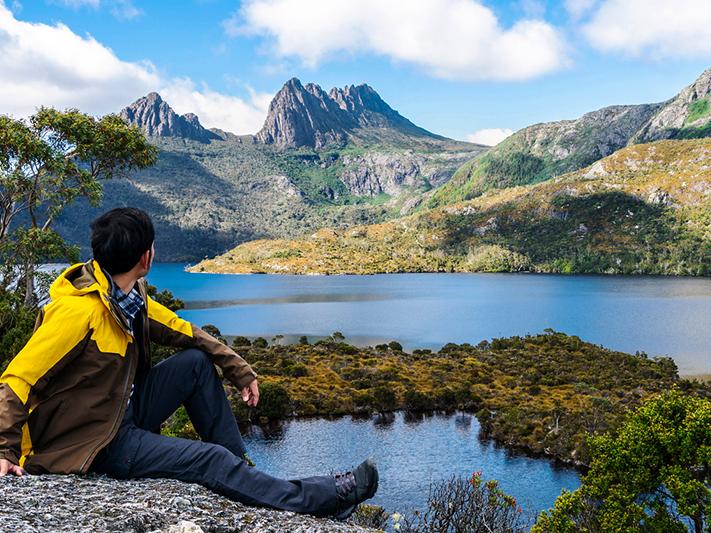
[240,411,581,519]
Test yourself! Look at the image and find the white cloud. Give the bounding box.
[110,0,141,20]
[465,128,514,146]
[160,79,272,134]
[227,0,569,81]
[581,0,711,58]
[0,4,271,134]
[51,0,100,7]
[564,0,597,20]
[0,3,158,117]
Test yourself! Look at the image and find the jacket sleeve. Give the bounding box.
[146,294,257,390]
[0,299,91,464]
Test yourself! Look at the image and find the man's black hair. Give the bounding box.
[90,207,155,275]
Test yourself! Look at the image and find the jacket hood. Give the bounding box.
[49,259,111,302]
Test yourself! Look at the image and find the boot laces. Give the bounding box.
[334,470,357,498]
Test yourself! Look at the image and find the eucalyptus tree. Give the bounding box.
[0,107,157,306]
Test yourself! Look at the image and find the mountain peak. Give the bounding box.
[256,79,438,149]
[120,93,220,143]
[633,67,711,142]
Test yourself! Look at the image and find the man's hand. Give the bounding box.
[0,458,26,477]
[241,379,260,407]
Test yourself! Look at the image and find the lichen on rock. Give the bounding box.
[0,474,378,533]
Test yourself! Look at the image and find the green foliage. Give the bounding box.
[684,97,710,125]
[0,108,156,306]
[256,381,292,420]
[231,335,252,348]
[236,331,690,464]
[252,337,268,348]
[160,404,198,439]
[480,151,546,188]
[465,244,531,272]
[0,288,36,372]
[0,107,157,369]
[534,389,711,532]
[146,283,184,310]
[209,139,711,277]
[400,471,528,532]
[350,504,390,530]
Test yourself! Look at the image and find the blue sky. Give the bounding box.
[2,0,711,144]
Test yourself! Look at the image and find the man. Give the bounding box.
[0,207,378,520]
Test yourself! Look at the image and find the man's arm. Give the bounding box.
[146,294,258,392]
[0,299,91,475]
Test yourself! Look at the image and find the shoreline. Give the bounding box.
[183,263,711,279]
[238,408,590,472]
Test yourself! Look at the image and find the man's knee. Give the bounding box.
[176,347,212,372]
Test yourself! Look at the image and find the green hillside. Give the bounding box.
[189,138,711,276]
[428,68,711,209]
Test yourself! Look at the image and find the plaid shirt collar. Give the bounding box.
[101,268,145,333]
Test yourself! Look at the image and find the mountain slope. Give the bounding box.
[53,83,485,261]
[189,138,711,276]
[430,68,711,207]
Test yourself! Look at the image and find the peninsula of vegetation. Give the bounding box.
[160,327,706,467]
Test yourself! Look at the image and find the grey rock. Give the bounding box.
[340,150,479,197]
[256,78,442,149]
[120,93,221,143]
[647,188,673,206]
[0,474,377,533]
[633,67,711,142]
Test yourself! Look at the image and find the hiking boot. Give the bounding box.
[332,457,379,520]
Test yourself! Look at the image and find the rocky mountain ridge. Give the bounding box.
[54,83,484,261]
[256,78,442,149]
[119,92,221,143]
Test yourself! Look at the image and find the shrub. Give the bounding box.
[401,472,528,532]
[252,337,268,348]
[404,389,431,412]
[231,335,252,347]
[388,340,403,352]
[257,381,292,420]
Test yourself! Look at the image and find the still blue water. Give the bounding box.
[241,412,580,521]
[147,264,711,375]
[42,263,710,520]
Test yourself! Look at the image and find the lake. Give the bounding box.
[44,263,711,521]
[241,411,580,522]
[147,264,711,376]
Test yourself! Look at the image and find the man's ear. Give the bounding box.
[141,248,151,269]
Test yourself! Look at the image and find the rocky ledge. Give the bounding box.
[0,474,378,533]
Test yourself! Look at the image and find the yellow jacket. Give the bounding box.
[0,259,256,474]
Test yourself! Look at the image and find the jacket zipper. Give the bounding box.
[78,292,144,473]
[79,348,136,473]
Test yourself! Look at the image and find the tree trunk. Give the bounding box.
[23,262,36,308]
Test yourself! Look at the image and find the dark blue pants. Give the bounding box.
[89,348,338,516]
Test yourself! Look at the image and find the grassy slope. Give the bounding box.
[189,138,711,276]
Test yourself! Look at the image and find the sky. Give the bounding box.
[2,0,711,145]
